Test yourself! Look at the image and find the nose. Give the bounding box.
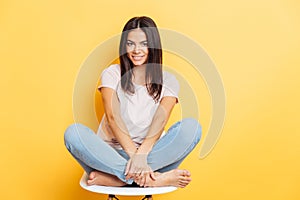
[133,44,142,52]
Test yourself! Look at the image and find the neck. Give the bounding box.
[133,64,146,75]
[132,64,146,85]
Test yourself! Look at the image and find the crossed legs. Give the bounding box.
[64,118,201,187]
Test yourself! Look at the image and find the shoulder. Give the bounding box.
[103,64,120,74]
[163,71,179,85]
[99,64,121,91]
[101,64,121,79]
[162,70,180,97]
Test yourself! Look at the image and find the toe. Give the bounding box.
[88,171,96,180]
[183,169,191,177]
[87,179,95,186]
[178,179,190,188]
[180,180,191,185]
[179,175,191,183]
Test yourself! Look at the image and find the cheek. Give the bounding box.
[144,49,149,58]
[127,51,132,59]
[126,47,131,54]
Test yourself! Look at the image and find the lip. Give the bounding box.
[132,55,145,61]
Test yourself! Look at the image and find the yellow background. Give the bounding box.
[1,0,299,199]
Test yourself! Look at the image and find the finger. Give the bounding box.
[125,160,132,175]
[150,171,156,180]
[129,166,140,180]
[126,169,135,180]
[136,174,144,186]
[128,170,137,179]
[142,172,150,186]
[129,165,137,176]
[144,173,150,187]
[131,170,141,178]
[137,172,147,187]
[135,176,141,185]
[140,171,145,178]
[140,175,146,187]
[126,170,132,179]
[125,173,130,180]
[133,174,139,181]
[144,166,155,180]
[144,174,150,187]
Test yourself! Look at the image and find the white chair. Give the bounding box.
[80,172,177,200]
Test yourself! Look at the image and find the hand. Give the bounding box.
[125,153,156,186]
[134,172,157,187]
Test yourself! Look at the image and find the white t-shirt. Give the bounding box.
[97,64,179,149]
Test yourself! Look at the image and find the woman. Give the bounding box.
[64,16,202,188]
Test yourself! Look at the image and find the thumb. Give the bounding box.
[150,170,156,180]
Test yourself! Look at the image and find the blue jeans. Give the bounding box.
[64,118,201,184]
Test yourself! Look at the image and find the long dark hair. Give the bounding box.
[119,16,163,102]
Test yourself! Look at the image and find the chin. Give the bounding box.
[130,58,147,66]
[132,61,146,66]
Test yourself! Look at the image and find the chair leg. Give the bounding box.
[107,194,119,200]
[141,195,153,200]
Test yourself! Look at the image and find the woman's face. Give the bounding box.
[126,28,149,66]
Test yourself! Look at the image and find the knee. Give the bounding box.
[181,118,202,143]
[64,123,83,148]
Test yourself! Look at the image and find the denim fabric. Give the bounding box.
[64,118,201,184]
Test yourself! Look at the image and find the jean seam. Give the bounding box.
[150,121,180,154]
[72,126,129,183]
[165,129,200,168]
[151,123,201,171]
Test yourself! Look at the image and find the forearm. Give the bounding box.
[137,109,167,154]
[138,97,176,155]
[125,115,165,181]
[107,116,137,157]
[101,88,137,157]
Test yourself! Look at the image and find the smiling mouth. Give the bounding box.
[132,55,145,61]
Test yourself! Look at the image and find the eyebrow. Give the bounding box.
[127,40,148,43]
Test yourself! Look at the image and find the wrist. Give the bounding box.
[136,145,151,155]
[126,148,138,158]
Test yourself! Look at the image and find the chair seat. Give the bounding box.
[80,172,177,196]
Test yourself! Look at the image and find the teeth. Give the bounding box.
[133,56,143,61]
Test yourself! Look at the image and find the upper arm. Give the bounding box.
[98,64,120,91]
[145,96,176,139]
[162,72,180,103]
[160,72,179,118]
[98,65,121,121]
[100,87,120,122]
[154,72,179,123]
[155,96,177,122]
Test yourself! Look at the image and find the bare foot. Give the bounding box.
[87,171,126,186]
[142,169,192,188]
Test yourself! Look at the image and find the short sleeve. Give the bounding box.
[98,64,121,91]
[162,72,180,101]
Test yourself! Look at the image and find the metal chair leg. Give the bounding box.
[141,195,153,200]
[107,194,119,200]
[108,194,152,200]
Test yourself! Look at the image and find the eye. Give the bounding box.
[141,41,148,47]
[126,41,134,47]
